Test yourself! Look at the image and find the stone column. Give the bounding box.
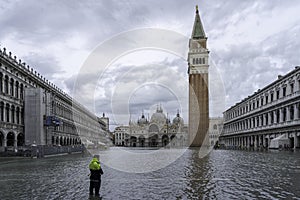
[3,105,6,123]
[287,106,291,121]
[14,137,17,149]
[258,135,261,147]
[0,78,3,93]
[7,79,10,96]
[274,110,277,124]
[294,104,299,120]
[294,134,299,149]
[3,135,7,148]
[254,135,257,148]
[280,108,283,123]
[247,136,250,148]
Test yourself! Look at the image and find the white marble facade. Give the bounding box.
[114,106,188,147]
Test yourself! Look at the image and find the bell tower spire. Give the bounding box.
[188,5,209,147]
[192,5,206,39]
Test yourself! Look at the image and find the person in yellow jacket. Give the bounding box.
[89,155,103,196]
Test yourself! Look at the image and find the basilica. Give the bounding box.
[114,106,189,147]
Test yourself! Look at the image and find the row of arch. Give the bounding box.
[0,72,24,100]
[192,57,205,65]
[128,134,185,147]
[0,101,24,124]
[223,103,300,134]
[0,131,24,147]
[51,136,82,146]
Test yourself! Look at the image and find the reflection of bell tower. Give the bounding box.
[188,5,209,147]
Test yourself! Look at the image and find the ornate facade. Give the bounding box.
[220,66,300,149]
[0,47,111,155]
[114,106,189,147]
[208,117,223,147]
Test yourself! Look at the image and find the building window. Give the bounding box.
[193,58,195,64]
[282,108,286,121]
[276,90,280,100]
[20,84,24,100]
[261,98,264,106]
[265,95,268,104]
[213,124,217,130]
[298,103,300,119]
[0,102,4,121]
[15,81,19,98]
[10,78,14,96]
[290,83,294,94]
[6,104,9,122]
[4,75,9,94]
[0,73,3,93]
[256,100,259,108]
[283,87,286,97]
[276,110,280,123]
[11,106,15,123]
[270,93,274,102]
[253,102,255,110]
[202,58,205,64]
[290,105,294,120]
[270,112,274,123]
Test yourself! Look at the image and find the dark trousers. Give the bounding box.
[90,180,101,195]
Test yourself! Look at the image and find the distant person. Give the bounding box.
[89,155,103,196]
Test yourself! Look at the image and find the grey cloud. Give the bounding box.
[214,22,300,109]
[1,0,300,124]
[23,52,64,78]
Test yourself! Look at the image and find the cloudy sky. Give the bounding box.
[1,0,300,129]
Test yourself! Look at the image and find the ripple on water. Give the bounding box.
[0,149,300,199]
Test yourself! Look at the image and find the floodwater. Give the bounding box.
[0,148,300,200]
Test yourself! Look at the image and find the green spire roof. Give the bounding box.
[191,5,206,39]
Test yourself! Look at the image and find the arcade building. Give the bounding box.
[0,48,111,156]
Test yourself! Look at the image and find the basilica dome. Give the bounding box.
[173,112,184,125]
[150,106,167,125]
[138,113,148,125]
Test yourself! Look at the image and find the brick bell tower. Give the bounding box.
[188,5,209,147]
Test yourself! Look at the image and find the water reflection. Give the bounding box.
[0,149,299,199]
